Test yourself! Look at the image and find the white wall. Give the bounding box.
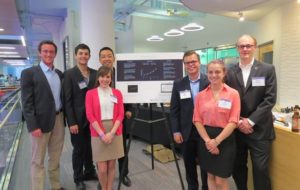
[255,1,300,106]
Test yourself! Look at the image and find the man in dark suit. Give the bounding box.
[63,44,98,190]
[21,40,65,190]
[170,50,209,190]
[226,34,277,190]
[98,47,132,187]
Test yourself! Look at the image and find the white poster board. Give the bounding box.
[116,53,184,103]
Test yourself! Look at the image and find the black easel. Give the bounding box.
[118,103,185,190]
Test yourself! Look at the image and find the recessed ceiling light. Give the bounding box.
[146,35,164,42]
[181,23,204,31]
[0,51,19,55]
[0,28,4,31]
[164,29,184,37]
[0,47,16,50]
[0,55,21,58]
[4,60,26,65]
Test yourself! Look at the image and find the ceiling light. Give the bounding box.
[146,35,164,42]
[0,55,21,58]
[298,0,300,3]
[0,28,4,32]
[164,29,184,37]
[4,60,26,65]
[21,35,26,46]
[181,23,204,31]
[0,47,16,50]
[238,12,245,22]
[0,51,18,55]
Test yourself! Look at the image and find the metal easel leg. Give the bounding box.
[160,103,185,190]
[117,104,140,190]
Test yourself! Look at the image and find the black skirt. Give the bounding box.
[197,125,236,178]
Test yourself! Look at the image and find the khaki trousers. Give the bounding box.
[30,113,65,190]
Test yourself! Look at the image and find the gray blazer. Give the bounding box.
[21,65,63,133]
[226,60,277,140]
[170,73,209,141]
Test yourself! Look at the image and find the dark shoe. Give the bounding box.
[122,175,132,187]
[51,188,66,190]
[97,182,102,190]
[75,182,86,190]
[83,172,98,181]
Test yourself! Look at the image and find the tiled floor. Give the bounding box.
[10,126,237,190]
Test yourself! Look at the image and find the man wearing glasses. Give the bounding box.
[170,50,208,190]
[226,34,277,190]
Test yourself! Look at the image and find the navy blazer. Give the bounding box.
[21,65,63,133]
[63,66,97,128]
[226,60,277,140]
[170,73,209,141]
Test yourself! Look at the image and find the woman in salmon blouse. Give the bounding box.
[193,60,241,190]
[86,66,124,190]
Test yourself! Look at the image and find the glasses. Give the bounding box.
[237,44,255,49]
[184,60,198,65]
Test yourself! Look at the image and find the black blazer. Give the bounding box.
[226,60,277,140]
[63,66,97,128]
[21,65,63,133]
[170,73,209,141]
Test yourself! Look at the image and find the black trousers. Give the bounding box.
[70,126,95,183]
[182,128,208,190]
[118,118,129,177]
[233,132,272,190]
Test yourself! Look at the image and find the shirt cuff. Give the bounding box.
[247,118,255,126]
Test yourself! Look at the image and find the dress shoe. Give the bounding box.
[75,182,86,190]
[122,175,132,187]
[51,188,66,190]
[83,171,98,181]
[97,182,102,190]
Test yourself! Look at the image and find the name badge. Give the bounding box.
[78,81,87,89]
[218,99,232,109]
[110,95,118,103]
[252,77,265,87]
[180,90,191,99]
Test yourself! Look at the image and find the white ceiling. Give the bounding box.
[0,0,295,66]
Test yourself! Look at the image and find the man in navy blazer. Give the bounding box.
[170,50,209,190]
[21,40,65,190]
[226,34,277,190]
[63,44,98,190]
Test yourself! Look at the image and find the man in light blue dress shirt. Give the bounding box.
[21,40,65,190]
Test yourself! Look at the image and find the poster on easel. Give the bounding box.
[116,52,184,103]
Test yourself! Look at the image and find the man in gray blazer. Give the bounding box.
[226,34,277,190]
[170,50,209,190]
[21,40,65,190]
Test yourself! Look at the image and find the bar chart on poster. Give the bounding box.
[116,53,184,103]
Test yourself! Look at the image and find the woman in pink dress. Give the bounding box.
[193,60,241,190]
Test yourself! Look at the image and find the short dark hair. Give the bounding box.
[99,47,114,58]
[95,66,113,87]
[38,40,57,54]
[75,43,90,55]
[183,50,200,62]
